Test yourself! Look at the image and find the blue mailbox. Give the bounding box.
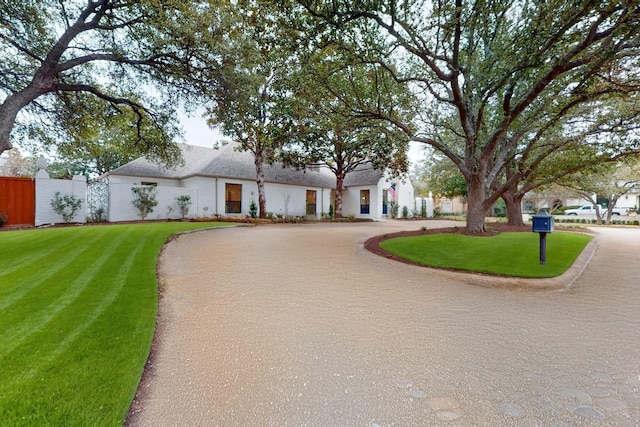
[531,209,554,265]
[532,209,554,233]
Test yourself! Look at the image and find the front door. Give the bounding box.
[306,190,316,215]
[225,183,242,214]
[382,189,388,215]
[360,190,370,214]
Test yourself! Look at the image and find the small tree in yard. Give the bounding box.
[402,206,409,219]
[388,201,399,219]
[249,200,258,219]
[131,186,158,220]
[50,192,82,223]
[176,195,192,219]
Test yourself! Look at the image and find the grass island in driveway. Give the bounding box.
[376,228,593,278]
[0,222,233,426]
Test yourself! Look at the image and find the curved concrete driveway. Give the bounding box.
[128,221,640,426]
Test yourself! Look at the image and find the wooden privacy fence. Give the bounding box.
[0,177,35,226]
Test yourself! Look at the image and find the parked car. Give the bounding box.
[564,205,626,216]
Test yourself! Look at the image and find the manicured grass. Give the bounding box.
[379,231,593,278]
[0,222,234,426]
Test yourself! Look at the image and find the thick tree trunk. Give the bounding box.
[465,175,488,234]
[254,150,267,219]
[503,190,525,226]
[0,67,55,154]
[334,173,344,218]
[0,90,40,154]
[0,107,16,154]
[595,205,606,225]
[603,196,620,225]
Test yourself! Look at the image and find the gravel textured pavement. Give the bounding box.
[127,220,640,426]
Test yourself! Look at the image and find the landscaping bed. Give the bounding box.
[365,223,593,278]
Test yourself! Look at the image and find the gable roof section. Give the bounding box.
[107,144,217,179]
[108,143,336,188]
[343,163,385,187]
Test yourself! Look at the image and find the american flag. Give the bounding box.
[388,184,396,201]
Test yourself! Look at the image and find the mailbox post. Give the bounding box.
[531,209,554,265]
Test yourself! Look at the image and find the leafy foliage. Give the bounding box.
[47,94,183,177]
[388,200,399,218]
[557,158,640,224]
[0,147,35,177]
[50,191,82,223]
[282,49,413,216]
[249,200,258,219]
[299,0,640,232]
[200,0,304,218]
[131,186,158,220]
[0,0,214,162]
[176,195,192,219]
[413,149,467,199]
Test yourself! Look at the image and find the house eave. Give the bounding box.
[182,172,335,190]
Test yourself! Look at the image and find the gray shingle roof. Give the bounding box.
[108,143,338,188]
[343,163,385,186]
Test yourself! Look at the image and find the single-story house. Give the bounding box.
[104,143,414,221]
[523,191,639,213]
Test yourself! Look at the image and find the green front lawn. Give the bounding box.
[0,222,233,426]
[379,231,593,278]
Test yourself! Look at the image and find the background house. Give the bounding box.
[523,191,639,213]
[437,196,467,215]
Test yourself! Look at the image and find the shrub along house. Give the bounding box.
[104,143,414,221]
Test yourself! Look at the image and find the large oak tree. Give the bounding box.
[0,0,216,162]
[202,0,304,218]
[300,0,640,233]
[283,53,413,217]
